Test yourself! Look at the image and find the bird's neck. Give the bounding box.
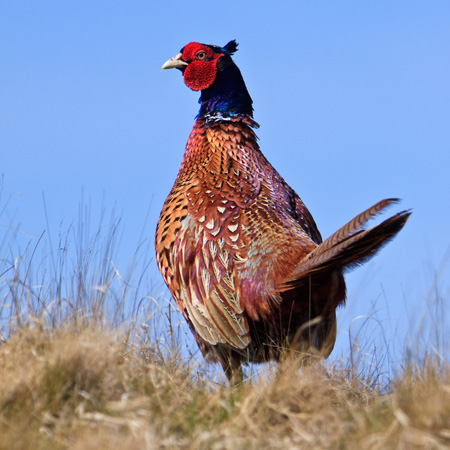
[197,64,254,120]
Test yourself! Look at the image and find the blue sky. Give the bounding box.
[2,2,450,373]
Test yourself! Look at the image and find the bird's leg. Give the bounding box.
[219,351,244,386]
[225,362,244,386]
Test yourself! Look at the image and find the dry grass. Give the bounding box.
[1,324,449,449]
[1,200,449,449]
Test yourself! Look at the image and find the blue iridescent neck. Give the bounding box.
[197,63,253,120]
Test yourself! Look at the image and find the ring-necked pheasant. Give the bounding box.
[156,40,410,384]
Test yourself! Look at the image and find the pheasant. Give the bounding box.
[156,40,410,384]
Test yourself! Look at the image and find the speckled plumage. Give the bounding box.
[156,41,410,383]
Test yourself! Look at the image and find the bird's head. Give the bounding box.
[162,40,253,118]
[162,40,238,91]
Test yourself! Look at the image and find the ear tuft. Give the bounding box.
[222,40,238,55]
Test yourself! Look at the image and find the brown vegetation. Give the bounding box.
[1,322,449,449]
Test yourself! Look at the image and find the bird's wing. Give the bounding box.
[171,215,251,349]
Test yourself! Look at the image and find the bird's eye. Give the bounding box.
[196,51,207,60]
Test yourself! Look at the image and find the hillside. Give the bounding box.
[1,322,449,449]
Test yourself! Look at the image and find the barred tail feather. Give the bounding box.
[282,206,411,290]
[306,198,400,261]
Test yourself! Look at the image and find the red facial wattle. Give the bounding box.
[180,42,223,91]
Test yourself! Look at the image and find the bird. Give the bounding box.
[156,40,411,384]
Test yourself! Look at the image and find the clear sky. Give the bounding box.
[2,2,450,374]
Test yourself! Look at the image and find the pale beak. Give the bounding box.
[161,53,189,71]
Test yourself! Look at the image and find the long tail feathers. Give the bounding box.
[307,198,400,261]
[282,200,411,290]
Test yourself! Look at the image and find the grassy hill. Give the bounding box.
[1,323,449,449]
